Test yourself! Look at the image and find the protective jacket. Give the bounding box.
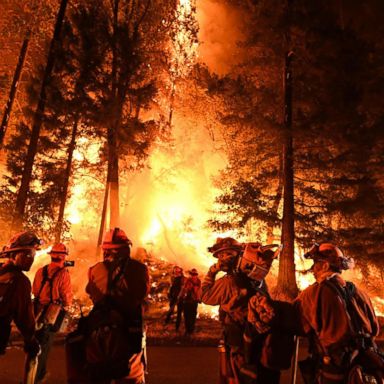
[86,257,149,312]
[85,257,150,383]
[202,269,282,384]
[32,263,73,307]
[295,273,382,383]
[202,271,261,327]
[179,276,201,303]
[296,274,379,349]
[169,275,185,301]
[0,264,35,352]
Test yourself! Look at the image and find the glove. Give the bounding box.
[248,292,275,333]
[208,263,221,276]
[24,337,40,358]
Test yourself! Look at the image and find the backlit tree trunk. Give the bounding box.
[0,31,30,147]
[97,177,109,258]
[108,123,120,228]
[107,0,120,229]
[13,0,68,229]
[266,153,283,244]
[54,118,78,243]
[277,0,298,299]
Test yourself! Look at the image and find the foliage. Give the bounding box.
[208,0,384,270]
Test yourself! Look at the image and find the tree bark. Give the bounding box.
[54,118,78,243]
[108,126,120,228]
[0,32,30,147]
[107,0,120,229]
[97,177,109,258]
[266,153,283,244]
[13,0,68,229]
[277,0,298,299]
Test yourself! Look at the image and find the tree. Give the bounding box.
[208,0,384,296]
[0,31,30,147]
[68,0,177,230]
[13,0,69,229]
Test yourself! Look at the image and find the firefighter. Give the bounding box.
[294,243,382,384]
[0,232,41,376]
[32,243,73,383]
[178,268,201,335]
[85,228,150,384]
[201,238,281,384]
[165,266,185,326]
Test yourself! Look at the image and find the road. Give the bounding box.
[0,344,304,384]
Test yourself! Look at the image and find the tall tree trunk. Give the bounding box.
[13,0,68,229]
[266,153,284,244]
[0,32,30,147]
[54,118,78,243]
[108,0,120,229]
[108,125,120,228]
[277,0,298,299]
[97,178,110,258]
[168,81,176,128]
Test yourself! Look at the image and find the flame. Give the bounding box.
[197,303,219,320]
[171,0,197,78]
[64,136,104,232]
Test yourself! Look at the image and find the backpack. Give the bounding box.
[77,260,143,381]
[323,279,384,384]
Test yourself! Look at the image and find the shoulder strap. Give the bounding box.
[106,259,127,294]
[36,266,64,303]
[322,278,362,337]
[48,267,64,303]
[35,265,49,302]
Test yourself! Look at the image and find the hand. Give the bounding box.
[24,337,40,358]
[208,263,221,275]
[248,292,275,333]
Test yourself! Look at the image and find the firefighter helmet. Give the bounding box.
[48,243,68,260]
[208,237,243,258]
[102,228,132,250]
[189,268,198,276]
[2,231,42,255]
[173,265,183,275]
[304,243,354,270]
[237,243,281,281]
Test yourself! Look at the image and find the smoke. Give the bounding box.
[196,0,246,75]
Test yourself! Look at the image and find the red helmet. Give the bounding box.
[48,243,68,260]
[189,268,198,276]
[2,231,42,255]
[208,237,243,258]
[304,243,354,270]
[102,228,132,250]
[173,265,183,275]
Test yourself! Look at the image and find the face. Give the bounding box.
[217,249,239,272]
[103,249,119,261]
[51,254,65,267]
[312,260,330,282]
[14,249,36,271]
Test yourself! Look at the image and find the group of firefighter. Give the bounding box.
[0,228,383,384]
[165,265,201,336]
